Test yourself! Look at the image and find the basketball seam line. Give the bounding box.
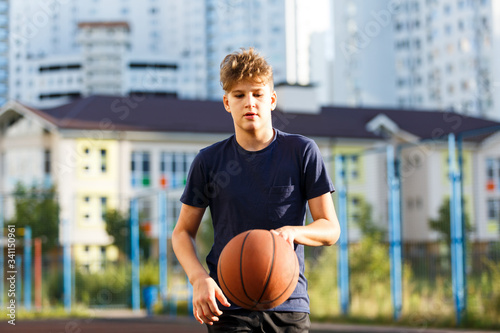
[253,239,299,306]
[262,250,298,305]
[240,231,256,306]
[218,238,256,309]
[255,231,275,307]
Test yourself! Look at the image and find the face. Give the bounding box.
[223,79,277,136]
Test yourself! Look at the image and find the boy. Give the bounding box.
[172,48,340,332]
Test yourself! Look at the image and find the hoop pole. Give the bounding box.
[335,154,349,315]
[63,219,72,312]
[387,145,402,320]
[24,227,32,311]
[448,133,466,324]
[130,198,140,312]
[158,191,168,300]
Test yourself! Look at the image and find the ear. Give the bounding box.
[223,94,230,113]
[271,90,277,111]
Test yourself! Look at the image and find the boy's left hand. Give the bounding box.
[271,227,296,248]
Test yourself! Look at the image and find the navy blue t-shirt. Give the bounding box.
[180,129,335,313]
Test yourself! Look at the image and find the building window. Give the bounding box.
[100,197,107,220]
[131,151,151,187]
[415,197,423,210]
[44,149,51,174]
[349,155,360,180]
[159,152,196,189]
[448,84,455,94]
[100,149,107,172]
[486,157,500,191]
[444,4,451,15]
[407,198,414,210]
[348,195,363,225]
[487,199,500,231]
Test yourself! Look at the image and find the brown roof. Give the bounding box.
[30,95,500,142]
[78,21,130,30]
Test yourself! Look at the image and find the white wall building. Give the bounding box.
[392,0,499,119]
[332,0,398,108]
[13,20,180,109]
[332,0,500,119]
[0,0,7,106]
[202,0,294,98]
[7,0,305,105]
[78,22,130,97]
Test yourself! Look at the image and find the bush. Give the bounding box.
[46,261,163,308]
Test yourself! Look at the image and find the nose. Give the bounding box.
[245,94,256,108]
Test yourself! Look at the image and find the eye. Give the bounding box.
[234,94,244,98]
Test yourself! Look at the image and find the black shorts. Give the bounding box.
[206,309,310,332]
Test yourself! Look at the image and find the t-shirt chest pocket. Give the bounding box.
[268,185,297,221]
[268,185,295,203]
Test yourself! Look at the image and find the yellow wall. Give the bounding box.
[76,192,117,229]
[73,139,120,265]
[442,149,472,186]
[74,244,120,272]
[76,139,119,180]
[332,145,366,185]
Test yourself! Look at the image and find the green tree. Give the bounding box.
[429,198,472,248]
[104,208,151,259]
[8,183,60,251]
[355,198,385,240]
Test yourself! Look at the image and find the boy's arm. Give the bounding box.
[272,192,340,247]
[172,204,230,325]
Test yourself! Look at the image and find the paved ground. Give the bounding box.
[1,310,498,333]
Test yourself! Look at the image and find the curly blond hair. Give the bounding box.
[220,48,274,93]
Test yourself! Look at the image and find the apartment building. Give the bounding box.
[7,0,303,106]
[332,0,500,119]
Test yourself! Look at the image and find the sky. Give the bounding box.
[298,0,331,33]
[296,0,332,83]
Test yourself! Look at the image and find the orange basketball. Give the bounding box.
[217,229,299,310]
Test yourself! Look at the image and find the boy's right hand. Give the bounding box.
[192,275,231,325]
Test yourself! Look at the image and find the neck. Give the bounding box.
[235,127,275,152]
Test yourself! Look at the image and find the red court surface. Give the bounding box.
[1,316,498,333]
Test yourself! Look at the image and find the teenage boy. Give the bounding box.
[172,48,340,332]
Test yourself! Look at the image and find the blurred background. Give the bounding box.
[0,0,499,330]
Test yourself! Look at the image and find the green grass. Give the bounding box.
[16,304,93,320]
[306,239,500,330]
[19,238,500,330]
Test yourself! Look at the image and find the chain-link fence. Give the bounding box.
[304,129,500,327]
[1,130,500,328]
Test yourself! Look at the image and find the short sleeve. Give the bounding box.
[302,140,335,200]
[180,152,210,208]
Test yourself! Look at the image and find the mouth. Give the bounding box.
[244,112,258,119]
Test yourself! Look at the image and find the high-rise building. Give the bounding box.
[78,22,130,97]
[333,0,500,119]
[332,0,398,108]
[7,0,303,105]
[0,0,7,106]
[9,0,182,105]
[393,0,500,118]
[203,0,295,98]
